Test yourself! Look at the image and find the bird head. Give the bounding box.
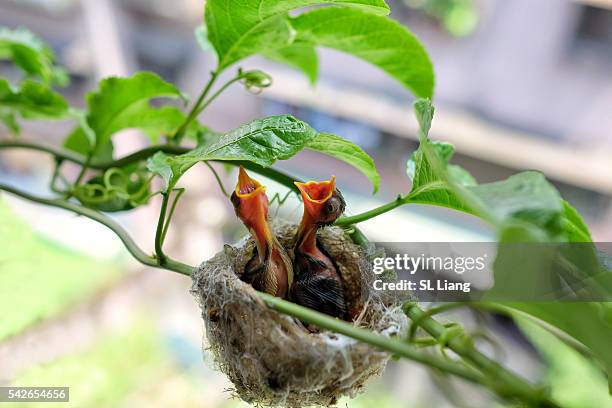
[295,176,346,227]
[231,167,272,259]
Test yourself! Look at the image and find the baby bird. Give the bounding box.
[230,167,293,298]
[291,176,347,319]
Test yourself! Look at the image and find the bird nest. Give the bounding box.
[191,222,406,407]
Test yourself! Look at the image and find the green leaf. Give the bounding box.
[516,315,611,407]
[407,98,571,239]
[63,126,114,163]
[562,200,592,243]
[307,132,380,193]
[0,79,68,133]
[194,24,214,54]
[492,302,612,394]
[264,43,318,84]
[205,0,390,70]
[0,26,59,84]
[0,111,19,134]
[147,152,175,192]
[293,7,435,97]
[148,115,318,191]
[85,72,186,154]
[469,172,564,231]
[406,140,473,211]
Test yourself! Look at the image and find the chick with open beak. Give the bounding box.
[230,167,293,298]
[291,176,348,319]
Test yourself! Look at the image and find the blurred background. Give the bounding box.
[1,0,611,406]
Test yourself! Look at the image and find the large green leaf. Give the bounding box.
[0,26,61,84]
[307,132,380,193]
[406,140,473,210]
[407,99,568,237]
[264,43,319,84]
[492,302,612,394]
[0,78,68,133]
[204,1,434,98]
[292,7,434,98]
[205,0,389,70]
[148,115,318,191]
[84,72,186,155]
[516,315,611,407]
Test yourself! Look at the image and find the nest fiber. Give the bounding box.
[191,223,406,407]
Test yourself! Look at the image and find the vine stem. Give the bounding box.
[173,71,219,143]
[335,194,406,226]
[154,192,170,263]
[0,183,193,276]
[193,72,250,117]
[403,303,558,407]
[0,140,300,191]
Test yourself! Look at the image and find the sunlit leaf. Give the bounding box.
[0,78,68,134]
[148,115,318,191]
[205,0,389,70]
[265,43,318,84]
[307,132,380,193]
[0,26,61,84]
[85,72,187,155]
[292,7,434,98]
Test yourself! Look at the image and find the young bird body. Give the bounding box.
[291,177,348,319]
[231,167,293,298]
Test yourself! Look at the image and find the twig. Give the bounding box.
[0,183,193,276]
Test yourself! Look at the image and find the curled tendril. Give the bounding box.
[73,167,154,211]
[240,69,273,94]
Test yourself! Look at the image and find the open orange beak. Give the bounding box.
[231,167,272,254]
[295,176,337,221]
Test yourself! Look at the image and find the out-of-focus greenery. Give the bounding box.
[13,320,167,407]
[403,0,479,36]
[0,199,121,341]
[517,318,612,408]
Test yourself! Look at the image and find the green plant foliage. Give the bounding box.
[516,316,611,408]
[0,79,68,127]
[406,140,474,210]
[0,200,120,341]
[408,99,578,241]
[503,303,612,399]
[306,132,380,192]
[264,44,319,84]
[194,24,213,53]
[13,320,166,407]
[408,100,612,388]
[148,115,318,191]
[205,0,389,69]
[74,167,153,212]
[292,7,434,98]
[80,72,187,155]
[0,26,64,85]
[204,0,433,98]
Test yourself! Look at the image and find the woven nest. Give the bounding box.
[191,222,406,407]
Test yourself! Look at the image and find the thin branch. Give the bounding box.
[161,188,185,244]
[0,140,301,190]
[173,70,219,143]
[154,192,170,263]
[193,72,250,117]
[205,162,230,197]
[403,303,557,407]
[335,194,406,226]
[0,183,193,276]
